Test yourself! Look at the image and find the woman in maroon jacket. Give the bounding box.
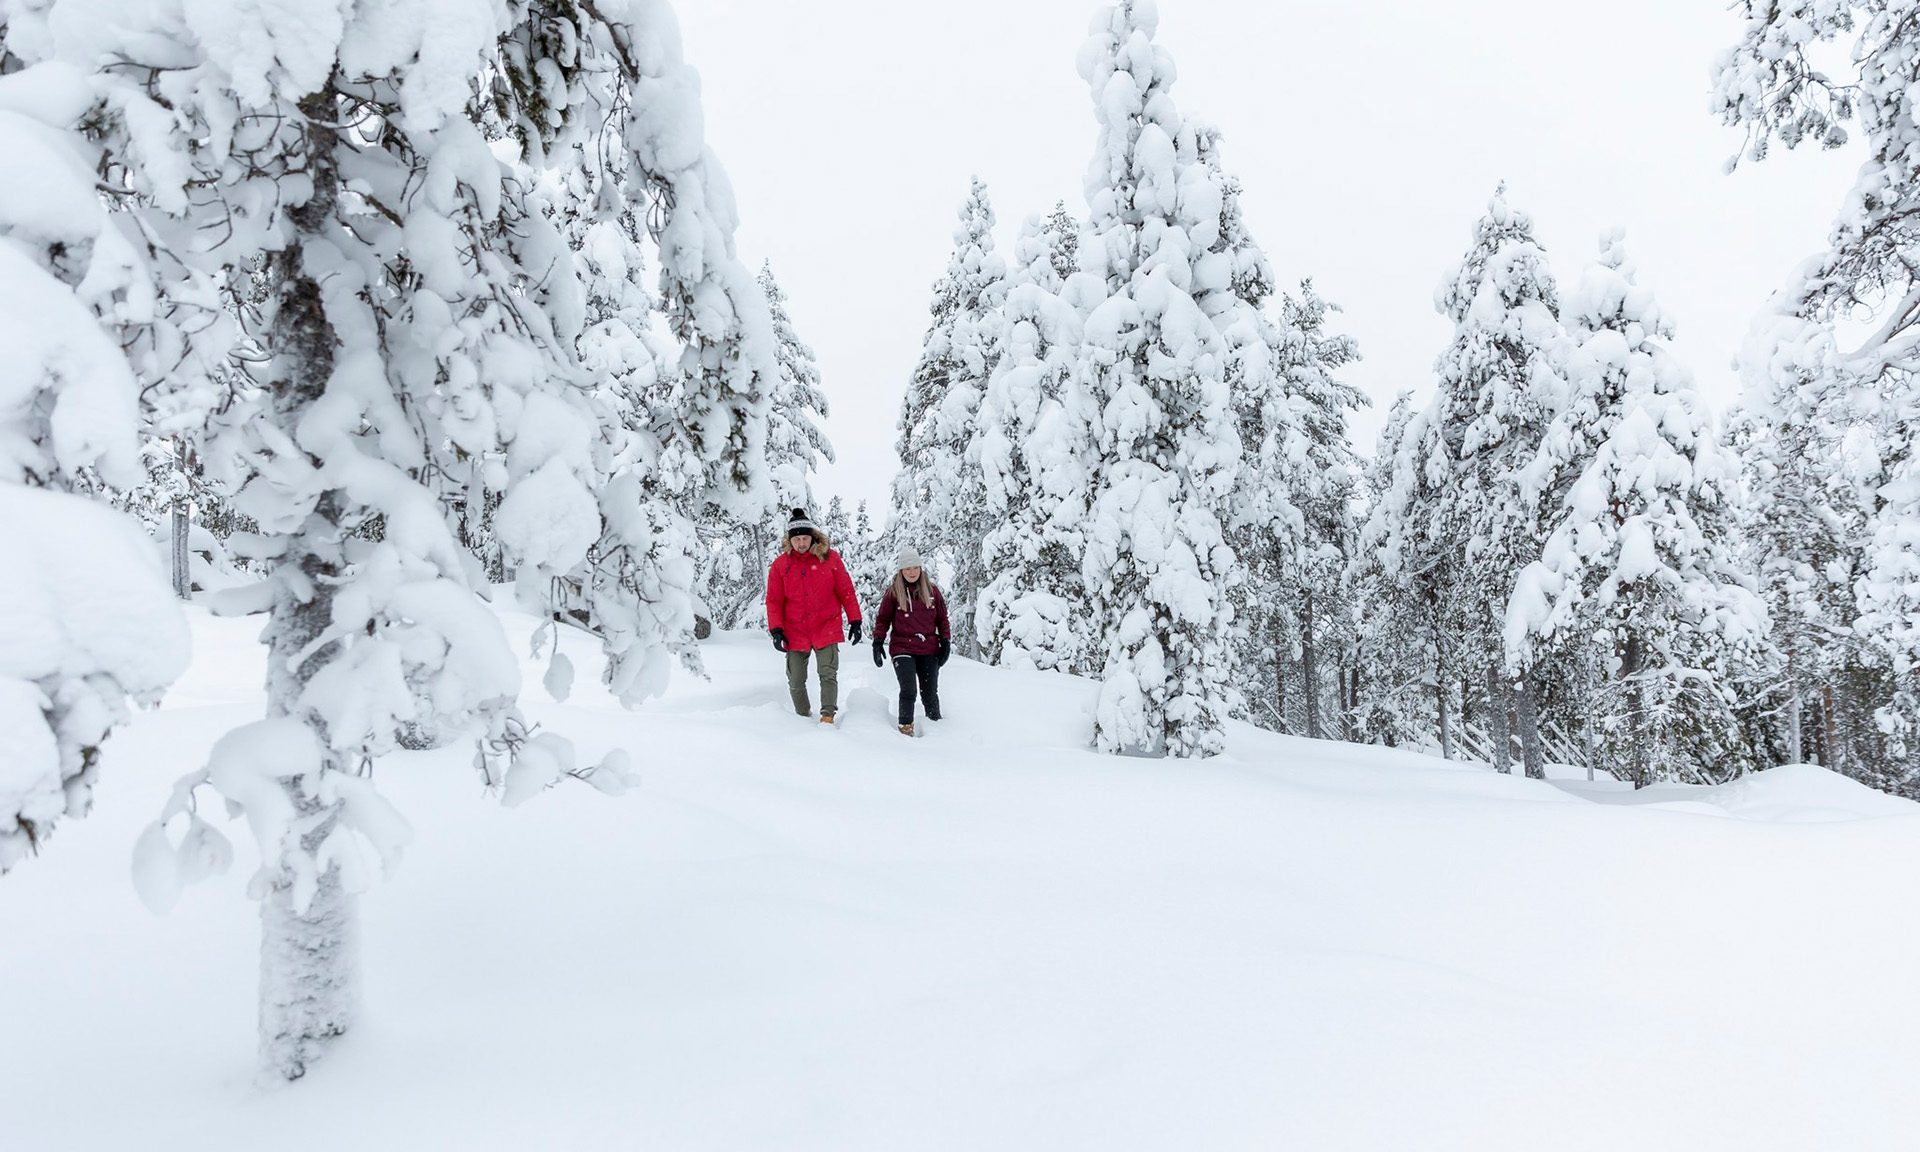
[766,508,863,723]
[870,545,950,735]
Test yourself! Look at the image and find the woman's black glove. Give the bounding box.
[872,639,885,668]
[769,627,788,652]
[848,619,862,645]
[937,638,951,667]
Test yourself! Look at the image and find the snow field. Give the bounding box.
[3,603,1917,1150]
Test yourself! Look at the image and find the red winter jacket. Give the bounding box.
[766,544,861,652]
[873,579,949,657]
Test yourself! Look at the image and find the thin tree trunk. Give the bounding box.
[1302,593,1321,740]
[1623,632,1650,789]
[1274,638,1289,734]
[1822,684,1842,773]
[1515,669,1544,780]
[1431,604,1452,759]
[1485,661,1512,774]
[169,441,192,597]
[258,91,354,1081]
[1580,658,1599,783]
[1785,687,1803,765]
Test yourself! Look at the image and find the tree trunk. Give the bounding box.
[1431,607,1452,759]
[1785,687,1803,765]
[1301,593,1321,740]
[1623,632,1650,789]
[1485,661,1512,774]
[1274,639,1289,734]
[1580,659,1599,783]
[1515,669,1544,780]
[257,91,354,1081]
[1822,684,1842,773]
[170,441,192,597]
[259,791,354,1079]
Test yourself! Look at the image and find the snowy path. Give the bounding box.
[4,606,1918,1150]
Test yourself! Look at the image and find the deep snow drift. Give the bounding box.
[3,599,1917,1151]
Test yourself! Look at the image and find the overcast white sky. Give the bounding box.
[672,0,1860,513]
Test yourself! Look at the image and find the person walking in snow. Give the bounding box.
[766,508,863,724]
[870,546,950,736]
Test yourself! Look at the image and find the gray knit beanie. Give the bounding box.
[894,545,923,570]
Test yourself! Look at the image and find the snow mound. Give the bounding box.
[1682,763,1919,823]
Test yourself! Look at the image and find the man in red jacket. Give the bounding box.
[765,507,863,723]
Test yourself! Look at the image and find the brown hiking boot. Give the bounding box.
[898,724,914,736]
[820,713,836,725]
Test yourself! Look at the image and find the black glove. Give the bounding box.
[937,638,951,667]
[848,619,862,645]
[769,627,788,652]
[872,639,884,668]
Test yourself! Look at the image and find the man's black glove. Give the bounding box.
[937,638,951,667]
[848,619,862,645]
[769,627,788,652]
[872,639,885,668]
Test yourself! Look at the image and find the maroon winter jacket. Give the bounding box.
[873,579,949,657]
[766,545,861,652]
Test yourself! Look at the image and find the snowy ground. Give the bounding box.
[5,601,1918,1151]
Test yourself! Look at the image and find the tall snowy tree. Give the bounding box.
[760,262,835,509]
[1726,313,1891,781]
[9,0,775,1078]
[975,213,1093,672]
[697,261,833,630]
[1399,186,1565,773]
[1352,393,1454,751]
[893,177,1005,656]
[1073,1,1242,757]
[1716,2,1920,793]
[1505,232,1767,787]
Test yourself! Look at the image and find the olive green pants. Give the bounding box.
[786,645,840,717]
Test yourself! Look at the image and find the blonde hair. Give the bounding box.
[892,569,935,612]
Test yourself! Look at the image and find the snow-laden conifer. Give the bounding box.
[1505,232,1766,786]
[8,0,775,1078]
[893,178,1005,655]
[1073,1,1241,757]
[1418,185,1565,773]
[976,214,1093,671]
[1717,5,1920,790]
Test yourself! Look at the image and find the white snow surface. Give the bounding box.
[3,601,1916,1150]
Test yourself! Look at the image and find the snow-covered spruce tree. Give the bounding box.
[760,262,835,509]
[975,213,1093,671]
[694,261,833,630]
[1272,282,1365,739]
[1725,313,1892,781]
[846,499,894,614]
[1715,4,1920,792]
[0,38,235,870]
[13,0,772,1077]
[1181,123,1362,741]
[1505,232,1767,787]
[1073,1,1242,757]
[1352,393,1454,751]
[1418,185,1566,774]
[893,177,1005,655]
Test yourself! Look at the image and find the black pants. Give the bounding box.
[892,653,941,725]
